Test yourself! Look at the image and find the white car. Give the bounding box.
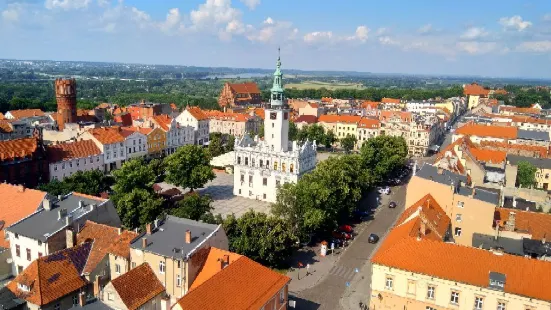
[378,186,390,195]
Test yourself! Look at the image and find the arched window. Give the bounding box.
[259,159,263,167]
[290,164,294,173]
[282,163,286,172]
[274,162,278,170]
[245,157,249,165]
[238,157,241,165]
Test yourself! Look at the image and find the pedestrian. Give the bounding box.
[306,263,310,276]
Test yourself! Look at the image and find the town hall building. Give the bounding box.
[233,52,317,202]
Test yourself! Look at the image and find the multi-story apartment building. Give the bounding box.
[464,82,490,110]
[370,192,551,310]
[82,127,126,171]
[120,127,148,159]
[152,115,194,154]
[205,110,262,137]
[174,247,291,310]
[46,140,103,181]
[356,118,380,149]
[5,192,121,275]
[129,215,229,302]
[0,184,46,280]
[176,107,209,145]
[298,102,322,117]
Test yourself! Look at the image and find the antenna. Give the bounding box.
[278,46,281,59]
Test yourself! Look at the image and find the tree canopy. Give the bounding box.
[115,188,164,229]
[517,161,537,188]
[360,135,408,183]
[164,145,215,191]
[340,134,357,153]
[112,158,157,194]
[38,170,113,196]
[170,193,213,221]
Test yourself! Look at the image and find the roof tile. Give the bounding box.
[110,263,165,310]
[46,140,101,163]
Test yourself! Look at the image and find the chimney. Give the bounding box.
[117,227,122,235]
[543,234,547,245]
[58,208,67,220]
[505,212,516,232]
[185,230,192,244]
[142,238,148,248]
[66,228,76,248]
[512,197,517,208]
[78,292,86,307]
[78,200,84,208]
[43,198,52,210]
[65,214,73,226]
[17,185,25,193]
[146,223,152,235]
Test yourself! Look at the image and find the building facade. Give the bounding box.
[176,108,210,145]
[218,82,262,108]
[233,53,317,203]
[47,140,104,181]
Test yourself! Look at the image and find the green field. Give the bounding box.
[285,81,365,90]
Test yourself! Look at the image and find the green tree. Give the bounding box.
[148,158,166,182]
[258,124,265,138]
[323,130,337,148]
[38,170,112,196]
[223,211,298,268]
[289,121,298,141]
[340,134,357,153]
[226,135,236,152]
[112,158,156,194]
[207,133,225,158]
[116,189,164,229]
[171,193,213,220]
[360,135,408,183]
[164,145,215,191]
[517,161,537,188]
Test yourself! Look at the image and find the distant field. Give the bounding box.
[285,81,365,90]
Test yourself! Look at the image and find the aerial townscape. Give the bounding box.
[2,1,551,310]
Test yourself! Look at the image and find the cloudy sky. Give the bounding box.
[1,0,551,78]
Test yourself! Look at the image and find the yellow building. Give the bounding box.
[148,127,166,157]
[370,193,551,310]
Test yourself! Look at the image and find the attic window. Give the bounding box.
[17,283,30,292]
[488,272,506,291]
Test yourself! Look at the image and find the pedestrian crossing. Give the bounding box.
[328,265,357,280]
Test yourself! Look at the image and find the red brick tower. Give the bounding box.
[55,78,77,130]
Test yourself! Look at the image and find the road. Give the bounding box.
[289,181,407,310]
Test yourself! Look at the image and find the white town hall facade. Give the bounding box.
[233,52,317,202]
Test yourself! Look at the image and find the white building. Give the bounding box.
[82,127,127,171]
[47,140,104,181]
[176,107,210,145]
[121,127,148,159]
[233,53,317,203]
[152,115,194,154]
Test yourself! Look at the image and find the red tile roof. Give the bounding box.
[358,118,380,129]
[361,101,380,109]
[308,103,319,108]
[373,202,551,303]
[186,107,208,121]
[7,242,92,306]
[113,113,133,127]
[321,97,333,103]
[318,115,361,124]
[499,106,541,115]
[190,248,242,290]
[228,82,261,94]
[88,127,125,144]
[464,83,490,96]
[0,120,13,133]
[122,126,153,135]
[379,110,412,122]
[479,140,550,158]
[469,147,507,164]
[77,221,138,274]
[7,109,45,119]
[495,208,551,240]
[455,123,518,140]
[395,194,450,241]
[0,184,45,248]
[0,138,39,162]
[176,255,290,310]
[381,97,401,104]
[110,263,165,310]
[46,140,101,163]
[294,115,318,124]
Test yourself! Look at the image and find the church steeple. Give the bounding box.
[270,47,284,107]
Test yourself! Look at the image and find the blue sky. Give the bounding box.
[1,0,551,78]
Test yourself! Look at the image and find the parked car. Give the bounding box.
[368,233,380,244]
[331,238,345,248]
[332,231,352,240]
[353,209,370,218]
[378,186,390,195]
[338,224,354,233]
[389,201,397,208]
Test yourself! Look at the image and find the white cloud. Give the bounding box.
[379,36,399,46]
[517,40,551,52]
[247,18,294,43]
[159,8,182,33]
[240,0,260,10]
[346,25,369,42]
[456,41,497,55]
[1,4,22,23]
[190,0,241,29]
[499,15,532,31]
[375,27,388,36]
[460,27,488,40]
[45,0,92,10]
[418,24,433,34]
[303,31,333,44]
[131,7,151,25]
[544,14,551,21]
[263,17,274,25]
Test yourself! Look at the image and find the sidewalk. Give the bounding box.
[287,244,342,292]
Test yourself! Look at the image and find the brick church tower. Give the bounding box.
[55,78,77,130]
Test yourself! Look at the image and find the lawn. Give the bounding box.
[285,80,365,90]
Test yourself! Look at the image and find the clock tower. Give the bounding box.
[264,48,290,152]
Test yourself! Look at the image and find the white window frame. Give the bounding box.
[450,291,460,305]
[176,274,181,287]
[455,214,462,222]
[385,276,393,290]
[115,264,121,274]
[73,295,78,306]
[159,261,165,274]
[427,285,435,299]
[454,227,462,237]
[474,296,484,310]
[497,302,506,310]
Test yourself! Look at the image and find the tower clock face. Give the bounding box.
[270,112,277,120]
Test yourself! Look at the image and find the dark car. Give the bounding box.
[389,201,397,208]
[333,231,352,240]
[368,233,379,244]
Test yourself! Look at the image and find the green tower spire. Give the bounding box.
[270,47,284,106]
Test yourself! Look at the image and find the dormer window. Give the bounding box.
[17,283,30,292]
